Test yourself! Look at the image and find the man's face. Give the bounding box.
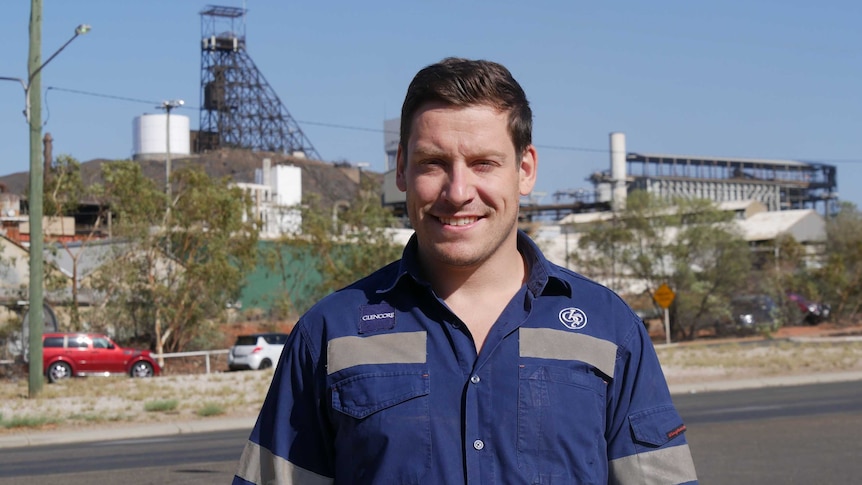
[396,102,537,270]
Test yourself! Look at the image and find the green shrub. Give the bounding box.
[144,399,178,412]
[196,403,225,417]
[1,414,60,429]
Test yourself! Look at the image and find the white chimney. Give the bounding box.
[262,158,272,188]
[610,132,627,211]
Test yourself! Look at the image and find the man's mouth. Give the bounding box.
[438,216,478,226]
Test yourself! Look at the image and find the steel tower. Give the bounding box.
[197,5,321,160]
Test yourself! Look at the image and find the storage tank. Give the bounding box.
[132,113,191,161]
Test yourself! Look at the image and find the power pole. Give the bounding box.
[27,0,45,398]
[13,2,90,397]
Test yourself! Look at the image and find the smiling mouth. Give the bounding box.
[438,216,478,226]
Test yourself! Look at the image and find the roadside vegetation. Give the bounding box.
[657,340,862,378]
[3,158,862,373]
[571,192,862,340]
[1,337,860,433]
[0,157,402,359]
[0,369,273,431]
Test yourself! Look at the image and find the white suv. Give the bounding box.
[228,333,289,371]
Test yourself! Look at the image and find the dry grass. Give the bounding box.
[0,369,273,433]
[656,340,862,383]
[2,338,862,434]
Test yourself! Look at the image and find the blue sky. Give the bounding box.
[1,1,860,207]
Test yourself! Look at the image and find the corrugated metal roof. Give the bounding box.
[736,209,825,242]
[44,240,133,281]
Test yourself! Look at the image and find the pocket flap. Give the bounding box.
[628,406,687,447]
[332,371,430,419]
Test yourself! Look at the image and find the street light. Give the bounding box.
[0,24,91,123]
[156,99,184,207]
[153,99,182,371]
[0,17,91,397]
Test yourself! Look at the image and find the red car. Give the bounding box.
[42,332,160,383]
[786,293,831,325]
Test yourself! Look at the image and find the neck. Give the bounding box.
[422,243,526,301]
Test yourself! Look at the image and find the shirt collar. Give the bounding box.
[378,231,571,297]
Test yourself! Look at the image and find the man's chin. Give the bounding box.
[423,244,484,268]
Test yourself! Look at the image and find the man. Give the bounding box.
[234,57,698,484]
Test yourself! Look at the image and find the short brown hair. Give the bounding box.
[399,58,533,157]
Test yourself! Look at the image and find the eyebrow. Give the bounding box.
[410,143,509,161]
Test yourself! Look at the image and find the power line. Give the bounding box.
[43,85,862,164]
[298,119,394,135]
[534,144,609,154]
[296,121,614,155]
[46,86,166,107]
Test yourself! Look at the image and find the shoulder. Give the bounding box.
[545,264,646,348]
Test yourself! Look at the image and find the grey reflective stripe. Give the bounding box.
[519,327,617,377]
[236,440,334,485]
[327,331,427,374]
[609,444,698,485]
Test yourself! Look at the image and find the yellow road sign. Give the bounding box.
[654,283,675,309]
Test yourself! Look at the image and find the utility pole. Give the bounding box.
[0,0,91,397]
[26,0,44,398]
[158,99,184,212]
[152,100,182,371]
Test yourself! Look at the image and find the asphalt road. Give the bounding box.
[677,380,862,484]
[1,381,860,484]
[0,429,244,484]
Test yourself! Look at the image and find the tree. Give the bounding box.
[572,191,676,294]
[667,198,752,339]
[88,162,259,356]
[814,202,862,320]
[571,191,751,339]
[267,175,403,315]
[41,154,104,327]
[43,154,84,217]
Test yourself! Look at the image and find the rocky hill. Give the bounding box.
[0,148,383,212]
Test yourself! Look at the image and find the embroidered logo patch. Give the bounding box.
[666,424,687,440]
[559,307,587,330]
[358,304,396,334]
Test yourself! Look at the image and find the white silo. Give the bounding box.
[610,132,627,211]
[132,113,191,161]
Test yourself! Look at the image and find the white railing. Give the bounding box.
[0,348,230,374]
[154,349,229,374]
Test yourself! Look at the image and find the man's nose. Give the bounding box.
[444,164,474,205]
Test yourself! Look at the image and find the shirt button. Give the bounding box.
[451,322,461,329]
[473,439,484,451]
[470,375,480,384]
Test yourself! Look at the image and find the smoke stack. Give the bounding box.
[610,132,627,211]
[262,158,271,187]
[43,132,54,170]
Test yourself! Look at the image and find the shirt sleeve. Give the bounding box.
[606,316,699,485]
[233,321,335,485]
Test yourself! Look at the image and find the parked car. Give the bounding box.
[42,332,160,383]
[786,293,831,325]
[228,333,289,371]
[716,295,781,336]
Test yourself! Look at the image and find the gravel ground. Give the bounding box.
[0,368,274,435]
[2,324,862,436]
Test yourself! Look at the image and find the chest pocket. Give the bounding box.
[330,370,431,484]
[517,363,608,484]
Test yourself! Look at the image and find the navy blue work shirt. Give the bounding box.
[234,231,698,484]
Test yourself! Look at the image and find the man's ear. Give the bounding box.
[519,145,538,196]
[395,145,407,192]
